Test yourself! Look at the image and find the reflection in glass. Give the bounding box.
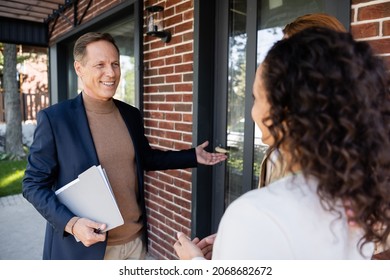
[252,27,282,188]
[225,0,247,207]
[252,0,325,187]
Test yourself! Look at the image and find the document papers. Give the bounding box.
[55,165,124,232]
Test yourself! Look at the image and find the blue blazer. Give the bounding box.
[22,94,197,259]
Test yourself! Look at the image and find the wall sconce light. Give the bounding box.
[146,5,171,43]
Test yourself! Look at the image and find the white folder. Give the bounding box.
[55,165,124,232]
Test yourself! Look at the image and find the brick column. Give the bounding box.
[143,0,195,260]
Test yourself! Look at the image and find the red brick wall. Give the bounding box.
[143,0,194,260]
[351,0,390,66]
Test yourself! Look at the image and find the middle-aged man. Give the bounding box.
[23,32,227,260]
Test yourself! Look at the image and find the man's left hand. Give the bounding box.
[195,141,227,165]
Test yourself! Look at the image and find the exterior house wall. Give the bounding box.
[351,0,390,66]
[46,0,390,260]
[143,0,194,260]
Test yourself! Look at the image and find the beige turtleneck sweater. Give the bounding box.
[82,92,143,246]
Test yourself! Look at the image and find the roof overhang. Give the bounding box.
[0,0,74,47]
[0,16,48,47]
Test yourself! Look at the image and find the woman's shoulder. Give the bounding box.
[225,173,322,228]
[218,173,373,259]
[240,173,315,203]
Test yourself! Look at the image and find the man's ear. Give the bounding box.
[74,60,83,77]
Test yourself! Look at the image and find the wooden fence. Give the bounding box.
[0,91,49,122]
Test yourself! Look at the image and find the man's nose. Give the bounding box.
[105,66,116,76]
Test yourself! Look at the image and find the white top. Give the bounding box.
[212,173,374,259]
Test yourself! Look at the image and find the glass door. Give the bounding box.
[212,0,350,231]
[225,0,248,206]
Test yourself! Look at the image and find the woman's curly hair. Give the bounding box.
[262,27,390,250]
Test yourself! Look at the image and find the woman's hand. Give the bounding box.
[174,232,205,260]
[193,233,217,260]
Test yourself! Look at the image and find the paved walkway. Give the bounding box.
[0,194,45,260]
[0,194,156,260]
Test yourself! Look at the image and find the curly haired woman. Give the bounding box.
[259,13,347,188]
[175,27,390,259]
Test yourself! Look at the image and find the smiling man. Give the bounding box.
[22,32,227,260]
[74,37,121,101]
